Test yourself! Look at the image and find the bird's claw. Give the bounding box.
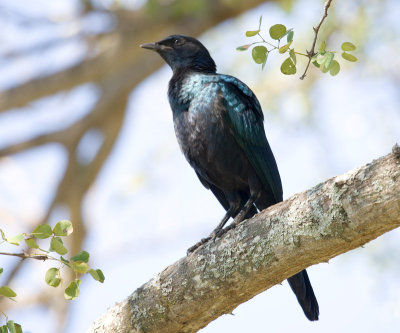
[210,231,218,241]
[187,237,209,255]
[186,222,240,255]
[212,228,226,240]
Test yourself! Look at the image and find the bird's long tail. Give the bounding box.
[287,269,319,321]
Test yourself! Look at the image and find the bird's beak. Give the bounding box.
[140,42,173,52]
[140,42,159,51]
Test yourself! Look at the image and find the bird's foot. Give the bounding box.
[187,222,242,255]
[187,237,210,255]
[211,227,228,240]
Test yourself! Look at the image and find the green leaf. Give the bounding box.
[0,229,5,240]
[246,30,260,37]
[60,256,70,265]
[342,52,357,62]
[7,321,16,333]
[252,46,268,64]
[312,53,319,66]
[0,325,7,333]
[45,267,61,287]
[278,41,292,54]
[88,269,100,281]
[33,224,53,239]
[6,234,24,246]
[71,250,89,263]
[258,16,262,29]
[0,286,17,298]
[88,269,105,283]
[269,24,287,40]
[321,64,329,73]
[341,42,356,51]
[289,48,296,65]
[236,44,251,51]
[50,237,68,255]
[25,238,39,249]
[286,30,294,43]
[280,57,296,75]
[315,52,326,65]
[324,52,334,69]
[0,268,3,276]
[329,60,340,76]
[319,41,326,53]
[14,324,22,333]
[261,52,268,70]
[72,261,89,274]
[314,52,334,70]
[64,281,80,300]
[53,220,73,237]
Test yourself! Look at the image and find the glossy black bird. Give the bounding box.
[141,34,319,321]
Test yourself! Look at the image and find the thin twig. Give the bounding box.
[0,251,52,261]
[300,0,333,80]
[257,33,276,49]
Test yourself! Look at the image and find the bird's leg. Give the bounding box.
[226,193,259,232]
[233,194,257,225]
[212,193,259,238]
[210,207,234,239]
[187,195,260,255]
[187,207,233,255]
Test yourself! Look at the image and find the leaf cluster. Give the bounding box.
[0,270,22,332]
[237,16,357,77]
[0,318,22,333]
[0,221,105,330]
[312,41,358,76]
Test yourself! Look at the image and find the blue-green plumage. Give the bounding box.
[169,71,282,207]
[141,34,319,321]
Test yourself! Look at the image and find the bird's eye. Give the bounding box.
[173,38,185,47]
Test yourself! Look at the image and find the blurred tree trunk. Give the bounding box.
[0,0,269,329]
[87,147,400,333]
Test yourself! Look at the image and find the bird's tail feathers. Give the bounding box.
[287,269,319,321]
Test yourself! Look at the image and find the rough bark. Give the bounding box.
[87,147,400,333]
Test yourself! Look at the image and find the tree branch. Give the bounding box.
[300,0,333,80]
[0,0,269,113]
[0,252,51,261]
[87,146,400,333]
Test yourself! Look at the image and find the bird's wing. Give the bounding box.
[217,75,283,202]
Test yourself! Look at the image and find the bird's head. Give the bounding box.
[140,35,216,73]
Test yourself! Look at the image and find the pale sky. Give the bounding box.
[1,0,400,332]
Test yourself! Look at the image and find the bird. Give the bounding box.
[140,34,319,321]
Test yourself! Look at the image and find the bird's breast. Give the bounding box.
[169,73,253,190]
[173,100,251,190]
[173,100,222,164]
[171,74,224,163]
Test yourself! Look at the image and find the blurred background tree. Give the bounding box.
[0,0,399,332]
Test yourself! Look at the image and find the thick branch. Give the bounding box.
[87,146,400,333]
